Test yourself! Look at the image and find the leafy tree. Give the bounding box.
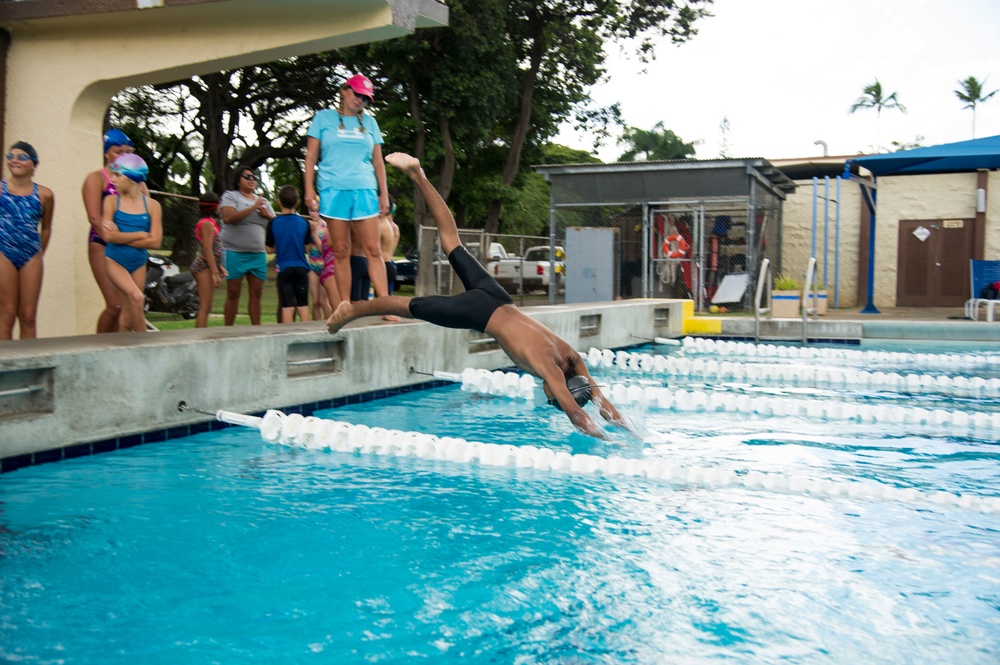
[617,121,696,161]
[890,135,924,152]
[849,79,906,153]
[955,76,998,139]
[477,0,713,233]
[110,52,348,195]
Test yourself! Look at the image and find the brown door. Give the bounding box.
[896,219,974,306]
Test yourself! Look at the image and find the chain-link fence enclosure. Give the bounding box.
[529,159,795,311]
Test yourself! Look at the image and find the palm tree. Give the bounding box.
[849,79,906,152]
[955,76,998,139]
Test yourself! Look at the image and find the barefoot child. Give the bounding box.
[190,192,226,328]
[265,185,312,323]
[102,153,161,333]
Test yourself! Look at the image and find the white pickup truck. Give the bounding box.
[487,245,565,294]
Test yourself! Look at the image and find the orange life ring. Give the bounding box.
[663,234,689,259]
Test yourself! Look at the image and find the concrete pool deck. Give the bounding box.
[695,305,1000,343]
[2,298,998,472]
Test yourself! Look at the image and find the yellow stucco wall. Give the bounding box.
[780,169,998,309]
[2,0,446,338]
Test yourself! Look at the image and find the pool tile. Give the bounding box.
[63,442,93,459]
[1,453,33,473]
[92,439,118,454]
[118,433,144,449]
[33,448,64,465]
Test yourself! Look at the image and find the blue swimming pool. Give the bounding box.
[1,341,998,663]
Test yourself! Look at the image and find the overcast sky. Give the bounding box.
[555,0,1000,161]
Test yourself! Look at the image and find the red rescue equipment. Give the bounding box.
[663,234,690,259]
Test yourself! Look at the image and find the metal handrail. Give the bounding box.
[753,258,772,342]
[802,257,818,344]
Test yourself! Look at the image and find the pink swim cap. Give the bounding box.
[345,74,375,99]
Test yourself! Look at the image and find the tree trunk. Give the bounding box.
[483,32,543,234]
[408,74,428,241]
[437,113,455,202]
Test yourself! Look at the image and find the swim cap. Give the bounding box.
[548,375,593,411]
[345,74,375,99]
[9,141,38,164]
[103,128,134,154]
[110,152,148,183]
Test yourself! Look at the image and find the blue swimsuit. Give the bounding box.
[105,195,151,273]
[0,180,43,270]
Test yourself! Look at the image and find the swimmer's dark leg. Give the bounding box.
[386,153,461,256]
[327,296,413,334]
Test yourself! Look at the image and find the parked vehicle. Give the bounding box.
[393,247,418,290]
[395,242,508,291]
[144,255,199,319]
[487,245,564,295]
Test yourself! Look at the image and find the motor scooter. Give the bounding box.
[144,255,199,319]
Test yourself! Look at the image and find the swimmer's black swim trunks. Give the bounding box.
[409,245,514,332]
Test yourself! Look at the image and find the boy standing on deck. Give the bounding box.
[266,186,312,323]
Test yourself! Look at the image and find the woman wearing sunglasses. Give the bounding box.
[219,165,275,325]
[304,74,394,315]
[0,142,54,339]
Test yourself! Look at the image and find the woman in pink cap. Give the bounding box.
[303,74,394,313]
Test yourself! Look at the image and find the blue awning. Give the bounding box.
[848,134,1000,176]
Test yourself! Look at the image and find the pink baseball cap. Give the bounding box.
[345,74,375,99]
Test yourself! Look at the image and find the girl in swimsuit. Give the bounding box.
[82,129,147,333]
[190,192,226,328]
[0,141,54,339]
[101,153,162,333]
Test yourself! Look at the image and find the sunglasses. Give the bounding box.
[6,153,33,163]
[357,94,373,105]
[240,173,257,181]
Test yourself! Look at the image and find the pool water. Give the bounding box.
[1,342,999,663]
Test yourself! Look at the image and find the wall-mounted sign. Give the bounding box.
[943,219,964,228]
[912,226,931,242]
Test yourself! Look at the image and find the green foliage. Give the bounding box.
[955,76,998,138]
[849,79,906,115]
[618,121,697,161]
[774,274,800,290]
[108,0,713,237]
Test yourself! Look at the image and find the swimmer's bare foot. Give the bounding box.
[380,314,401,322]
[327,300,354,334]
[385,152,422,177]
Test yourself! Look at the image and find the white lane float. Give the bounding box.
[677,336,1000,370]
[209,408,1000,516]
[585,347,1000,398]
[604,382,1000,440]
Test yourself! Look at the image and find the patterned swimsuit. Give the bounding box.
[190,217,223,275]
[88,169,117,247]
[0,180,43,270]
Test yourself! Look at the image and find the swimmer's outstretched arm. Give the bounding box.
[574,359,634,435]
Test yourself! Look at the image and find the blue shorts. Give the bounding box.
[320,189,379,221]
[226,251,268,281]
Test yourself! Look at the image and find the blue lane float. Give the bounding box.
[209,409,1000,516]
[586,347,1000,398]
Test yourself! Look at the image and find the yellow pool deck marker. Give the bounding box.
[680,300,722,335]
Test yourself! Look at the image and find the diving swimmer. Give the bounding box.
[327,152,629,439]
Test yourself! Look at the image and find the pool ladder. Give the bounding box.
[753,257,819,344]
